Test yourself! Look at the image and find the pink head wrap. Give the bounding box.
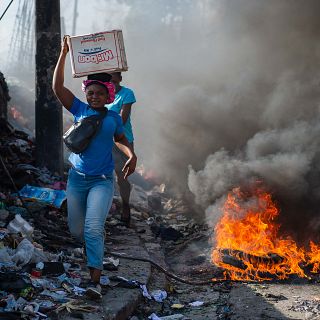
[81,80,115,104]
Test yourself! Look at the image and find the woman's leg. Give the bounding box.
[84,174,114,281]
[66,169,88,243]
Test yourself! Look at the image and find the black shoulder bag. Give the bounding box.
[63,109,107,154]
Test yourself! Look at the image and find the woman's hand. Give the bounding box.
[122,154,137,179]
[61,35,70,54]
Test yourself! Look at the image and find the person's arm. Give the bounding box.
[52,36,75,111]
[114,133,137,179]
[120,103,133,124]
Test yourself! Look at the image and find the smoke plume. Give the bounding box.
[175,0,320,243]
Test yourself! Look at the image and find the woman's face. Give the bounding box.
[85,84,109,109]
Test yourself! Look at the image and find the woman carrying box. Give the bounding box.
[52,36,137,299]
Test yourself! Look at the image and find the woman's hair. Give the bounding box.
[87,73,112,82]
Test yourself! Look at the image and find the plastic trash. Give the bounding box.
[140,284,152,299]
[72,247,84,258]
[30,278,56,290]
[23,301,40,314]
[4,294,17,311]
[151,290,167,302]
[40,289,69,303]
[149,314,185,320]
[103,257,120,270]
[20,287,34,299]
[0,230,7,240]
[160,315,185,320]
[63,263,71,272]
[100,275,110,286]
[0,247,15,268]
[171,304,185,309]
[146,217,155,225]
[38,299,56,311]
[108,275,139,288]
[16,297,28,310]
[7,214,34,237]
[11,238,34,266]
[72,286,86,296]
[30,248,49,264]
[57,273,81,287]
[188,300,204,307]
[19,185,66,208]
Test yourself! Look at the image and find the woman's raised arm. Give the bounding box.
[52,36,75,111]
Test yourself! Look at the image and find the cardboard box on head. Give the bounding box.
[67,30,128,78]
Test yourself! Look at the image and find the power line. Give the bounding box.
[0,0,14,21]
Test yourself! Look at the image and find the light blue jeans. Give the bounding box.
[67,168,114,270]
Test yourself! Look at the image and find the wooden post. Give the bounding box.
[0,72,10,120]
[35,0,63,175]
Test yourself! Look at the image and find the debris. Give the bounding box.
[188,301,204,307]
[30,268,42,278]
[40,289,68,303]
[4,294,17,312]
[55,299,99,313]
[264,293,288,301]
[171,304,185,309]
[29,261,65,276]
[109,275,140,289]
[11,238,34,266]
[289,297,320,316]
[7,214,34,237]
[140,284,152,299]
[148,194,162,212]
[149,313,185,320]
[150,224,184,241]
[150,290,167,302]
[220,249,284,267]
[19,185,66,208]
[100,275,110,286]
[103,256,119,271]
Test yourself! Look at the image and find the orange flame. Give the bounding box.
[211,187,320,281]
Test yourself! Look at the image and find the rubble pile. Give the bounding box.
[289,297,320,317]
[0,119,62,190]
[0,176,105,319]
[129,183,206,242]
[0,119,95,318]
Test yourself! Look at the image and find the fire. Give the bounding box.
[211,186,320,281]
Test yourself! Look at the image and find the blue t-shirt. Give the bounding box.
[68,97,124,175]
[107,86,136,143]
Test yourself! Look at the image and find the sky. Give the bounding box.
[1,1,320,240]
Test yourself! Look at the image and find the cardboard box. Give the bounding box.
[67,30,128,78]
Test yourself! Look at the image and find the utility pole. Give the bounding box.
[0,72,10,120]
[72,0,78,35]
[35,0,63,175]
